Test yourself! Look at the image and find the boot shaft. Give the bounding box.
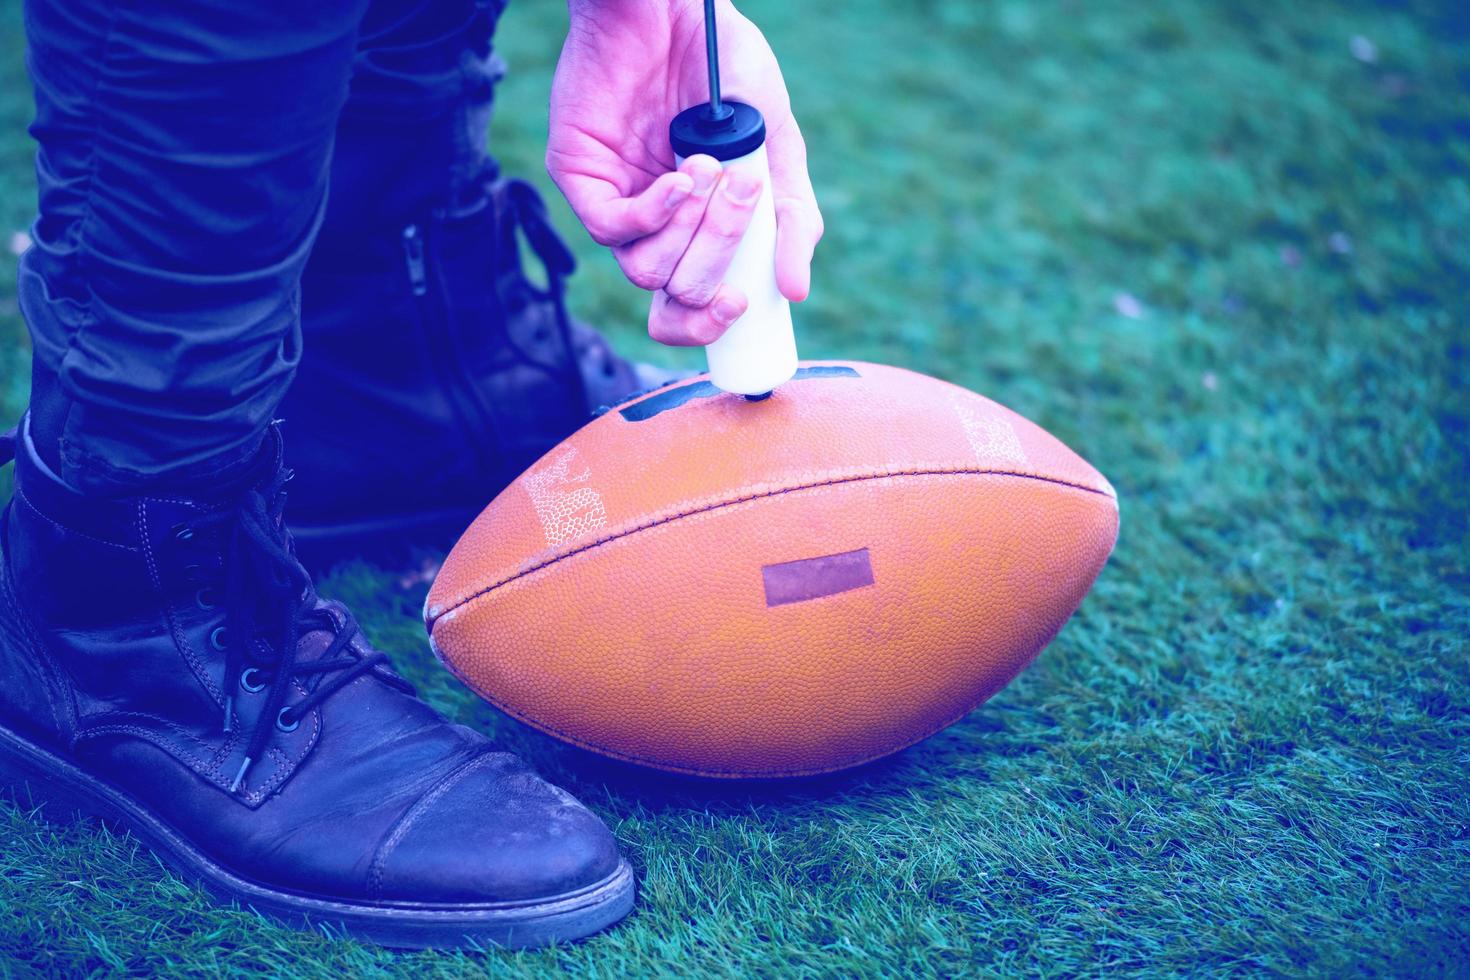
[8,422,192,631]
[0,422,318,801]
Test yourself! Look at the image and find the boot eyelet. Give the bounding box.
[209,626,229,651]
[183,564,203,582]
[240,668,266,694]
[276,707,300,733]
[195,588,218,610]
[172,524,195,542]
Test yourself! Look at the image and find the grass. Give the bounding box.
[2,0,1469,975]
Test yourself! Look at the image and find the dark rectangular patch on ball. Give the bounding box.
[762,548,875,607]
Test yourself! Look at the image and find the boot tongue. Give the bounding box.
[292,604,356,686]
[291,628,337,694]
[206,423,320,692]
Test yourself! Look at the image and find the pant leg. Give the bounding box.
[321,0,508,237]
[19,0,371,494]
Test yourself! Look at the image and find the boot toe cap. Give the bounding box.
[369,751,622,905]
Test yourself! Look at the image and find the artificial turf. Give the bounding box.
[1,0,1467,975]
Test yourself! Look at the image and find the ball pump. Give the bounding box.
[664,0,798,400]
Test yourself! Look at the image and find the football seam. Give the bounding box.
[429,467,1114,624]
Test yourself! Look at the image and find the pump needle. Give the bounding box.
[704,0,732,123]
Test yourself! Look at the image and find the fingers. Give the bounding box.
[648,284,748,347]
[558,169,694,247]
[560,106,820,354]
[774,197,823,302]
[612,155,723,291]
[662,169,764,307]
[765,115,824,302]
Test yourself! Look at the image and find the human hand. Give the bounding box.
[548,0,822,346]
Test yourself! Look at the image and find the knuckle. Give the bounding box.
[646,295,691,347]
[706,214,751,243]
[649,316,697,347]
[776,197,824,243]
[668,278,718,308]
[629,206,663,236]
[647,306,674,345]
[687,316,725,347]
[625,262,668,291]
[587,222,619,247]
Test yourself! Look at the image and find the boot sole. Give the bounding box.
[0,719,635,950]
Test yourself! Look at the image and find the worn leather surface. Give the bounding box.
[0,427,620,903]
[427,361,1119,777]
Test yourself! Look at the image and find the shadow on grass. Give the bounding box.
[464,695,1025,817]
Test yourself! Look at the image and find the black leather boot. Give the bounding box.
[0,422,633,949]
[282,174,673,570]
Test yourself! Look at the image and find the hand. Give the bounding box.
[548,0,822,347]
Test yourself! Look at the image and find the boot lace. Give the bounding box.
[181,464,413,794]
[491,177,590,399]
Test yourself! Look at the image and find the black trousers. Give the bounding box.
[20,0,509,492]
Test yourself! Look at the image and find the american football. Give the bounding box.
[425,361,1118,777]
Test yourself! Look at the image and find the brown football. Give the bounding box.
[425,361,1118,777]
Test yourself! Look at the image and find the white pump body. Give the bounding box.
[674,142,798,396]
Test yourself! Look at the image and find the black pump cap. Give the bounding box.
[670,101,766,162]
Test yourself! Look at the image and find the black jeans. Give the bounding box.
[19,0,507,492]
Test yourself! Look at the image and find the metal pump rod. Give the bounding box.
[703,0,732,123]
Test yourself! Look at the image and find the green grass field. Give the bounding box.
[2,0,1468,975]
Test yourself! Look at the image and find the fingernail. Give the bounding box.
[724,175,762,205]
[713,294,745,325]
[664,179,692,209]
